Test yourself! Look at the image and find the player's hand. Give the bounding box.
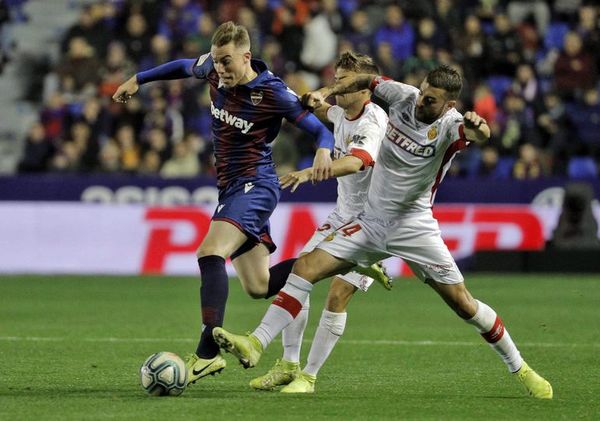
[279,168,312,192]
[463,111,486,129]
[112,75,139,103]
[311,147,333,183]
[301,88,329,110]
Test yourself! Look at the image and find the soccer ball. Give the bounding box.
[140,352,188,396]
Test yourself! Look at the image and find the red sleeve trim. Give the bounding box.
[350,148,375,170]
[369,76,392,91]
[294,110,309,125]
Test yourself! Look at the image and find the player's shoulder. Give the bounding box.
[364,101,388,120]
[191,53,214,77]
[375,77,419,95]
[441,108,464,127]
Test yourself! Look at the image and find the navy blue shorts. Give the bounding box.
[213,178,281,260]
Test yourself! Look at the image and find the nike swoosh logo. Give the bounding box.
[192,360,215,376]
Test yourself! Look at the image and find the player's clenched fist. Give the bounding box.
[112,75,139,103]
[301,88,329,110]
[463,111,486,129]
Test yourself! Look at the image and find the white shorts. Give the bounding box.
[300,211,375,292]
[315,209,464,285]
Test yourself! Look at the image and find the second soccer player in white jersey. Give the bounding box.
[213,65,553,399]
[248,51,390,392]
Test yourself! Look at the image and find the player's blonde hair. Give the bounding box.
[211,21,251,50]
[335,51,380,75]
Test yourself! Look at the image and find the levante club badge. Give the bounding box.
[250,90,263,105]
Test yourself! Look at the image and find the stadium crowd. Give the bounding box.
[12,0,600,179]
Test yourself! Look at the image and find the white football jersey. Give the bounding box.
[326,102,388,219]
[365,78,470,217]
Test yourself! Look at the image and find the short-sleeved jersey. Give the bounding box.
[326,102,388,219]
[365,77,470,217]
[192,54,311,188]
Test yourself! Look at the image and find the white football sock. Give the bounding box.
[253,273,313,350]
[303,310,347,376]
[282,295,310,363]
[466,300,523,372]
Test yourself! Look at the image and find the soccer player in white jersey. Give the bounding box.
[248,52,390,392]
[213,65,553,399]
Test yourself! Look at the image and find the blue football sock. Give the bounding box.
[195,255,228,359]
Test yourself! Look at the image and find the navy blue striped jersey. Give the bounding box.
[192,55,311,188]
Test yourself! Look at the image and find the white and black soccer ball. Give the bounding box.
[140,352,188,396]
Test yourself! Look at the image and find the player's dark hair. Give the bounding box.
[335,51,380,75]
[426,65,462,100]
[211,21,251,49]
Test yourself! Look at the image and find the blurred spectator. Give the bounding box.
[139,149,163,175]
[160,140,200,178]
[120,12,151,64]
[576,6,600,70]
[56,37,101,94]
[373,5,415,61]
[416,16,449,52]
[300,8,337,72]
[553,31,597,99]
[565,88,600,158]
[497,93,541,154]
[98,41,136,99]
[18,122,54,172]
[97,140,121,172]
[537,91,569,174]
[472,84,497,128]
[375,42,401,80]
[158,0,203,51]
[513,143,544,179]
[272,0,309,69]
[139,34,173,70]
[512,63,541,107]
[344,9,373,56]
[401,41,438,81]
[61,4,111,58]
[40,92,68,143]
[477,145,501,178]
[185,13,216,56]
[486,14,522,77]
[507,0,550,36]
[249,0,275,36]
[114,124,140,172]
[453,14,486,81]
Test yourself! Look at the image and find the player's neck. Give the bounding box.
[238,66,258,85]
[344,99,369,120]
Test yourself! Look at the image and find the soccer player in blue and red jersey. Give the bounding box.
[113,21,334,385]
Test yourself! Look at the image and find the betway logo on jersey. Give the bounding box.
[386,123,435,157]
[210,102,254,134]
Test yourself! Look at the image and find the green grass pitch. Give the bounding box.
[1,274,599,420]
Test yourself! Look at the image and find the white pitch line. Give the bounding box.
[0,336,598,348]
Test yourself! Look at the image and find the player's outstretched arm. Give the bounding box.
[302,74,376,110]
[280,155,363,192]
[463,111,491,144]
[112,59,196,103]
